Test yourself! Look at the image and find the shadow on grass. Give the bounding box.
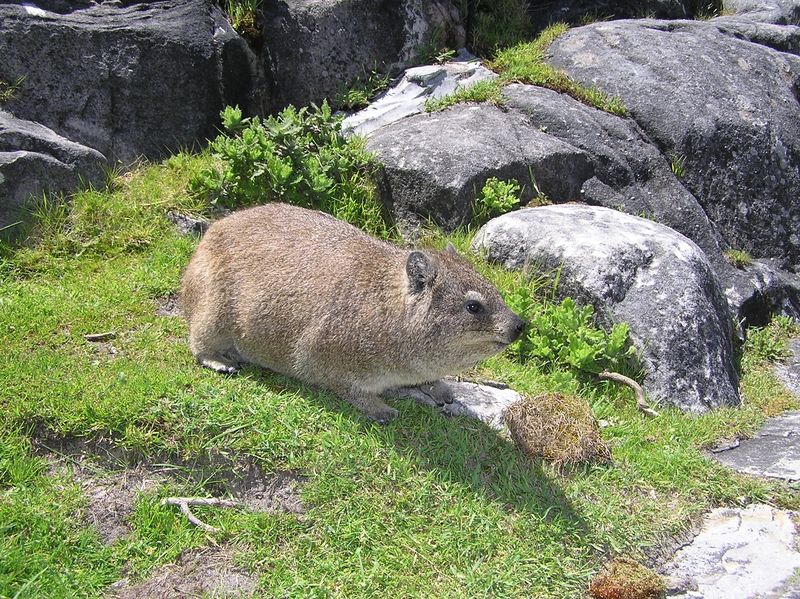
[244,368,591,535]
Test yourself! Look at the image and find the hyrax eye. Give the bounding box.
[465,300,483,314]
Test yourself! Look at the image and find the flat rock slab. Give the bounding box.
[662,504,800,598]
[393,379,522,430]
[712,411,800,480]
[342,51,496,137]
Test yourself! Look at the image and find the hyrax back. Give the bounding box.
[180,203,524,422]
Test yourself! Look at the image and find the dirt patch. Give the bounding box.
[155,294,181,318]
[108,546,258,599]
[34,436,307,545]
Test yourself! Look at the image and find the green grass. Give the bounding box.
[424,79,504,112]
[1,155,798,598]
[724,248,753,269]
[0,76,24,104]
[490,24,628,117]
[334,70,391,112]
[426,24,628,117]
[224,0,261,39]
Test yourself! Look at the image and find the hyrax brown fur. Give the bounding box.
[180,203,525,422]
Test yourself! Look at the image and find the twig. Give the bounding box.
[160,497,241,533]
[84,332,116,342]
[598,371,659,417]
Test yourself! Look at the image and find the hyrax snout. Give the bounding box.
[180,203,525,422]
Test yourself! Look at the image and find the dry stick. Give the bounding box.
[161,497,241,533]
[598,370,660,417]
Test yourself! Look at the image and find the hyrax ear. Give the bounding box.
[406,251,437,294]
[444,242,459,256]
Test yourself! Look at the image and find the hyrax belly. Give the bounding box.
[180,203,525,422]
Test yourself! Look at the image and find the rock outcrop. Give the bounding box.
[262,0,464,109]
[547,18,800,272]
[0,0,258,163]
[366,104,594,234]
[472,205,740,413]
[0,110,106,236]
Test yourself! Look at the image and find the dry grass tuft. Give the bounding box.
[505,392,612,468]
[588,557,666,599]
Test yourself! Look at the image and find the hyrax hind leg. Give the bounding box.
[334,384,399,423]
[188,319,242,375]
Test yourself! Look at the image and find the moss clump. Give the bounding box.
[505,392,611,468]
[588,557,666,599]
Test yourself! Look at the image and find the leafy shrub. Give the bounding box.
[472,176,520,223]
[191,103,389,237]
[506,292,637,376]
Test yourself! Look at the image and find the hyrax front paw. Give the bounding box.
[420,380,455,406]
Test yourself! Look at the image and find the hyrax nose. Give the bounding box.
[510,315,526,341]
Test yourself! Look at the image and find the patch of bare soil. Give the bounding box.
[155,294,181,318]
[108,546,258,599]
[34,436,307,545]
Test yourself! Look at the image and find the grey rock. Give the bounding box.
[710,15,800,54]
[342,49,496,137]
[366,104,594,234]
[528,0,695,31]
[501,83,728,269]
[721,260,800,325]
[548,19,800,272]
[261,0,464,109]
[776,338,800,397]
[0,110,106,236]
[712,411,800,480]
[391,379,523,430]
[662,504,800,598]
[472,205,740,413]
[0,0,259,163]
[724,0,800,24]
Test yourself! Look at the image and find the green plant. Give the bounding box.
[490,24,628,117]
[224,0,262,39]
[424,79,504,112]
[465,0,532,58]
[191,103,389,237]
[334,70,391,111]
[0,76,24,104]
[743,316,800,365]
[724,248,752,269]
[669,153,686,179]
[510,296,638,376]
[415,24,457,65]
[472,176,521,222]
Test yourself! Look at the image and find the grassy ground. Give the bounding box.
[1,153,798,598]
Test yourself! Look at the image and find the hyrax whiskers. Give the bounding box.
[180,203,525,422]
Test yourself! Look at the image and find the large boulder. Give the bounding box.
[501,83,800,324]
[0,110,106,237]
[0,0,259,163]
[365,104,594,234]
[472,205,740,413]
[547,19,800,272]
[261,0,464,109]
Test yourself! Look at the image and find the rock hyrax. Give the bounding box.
[180,203,525,422]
